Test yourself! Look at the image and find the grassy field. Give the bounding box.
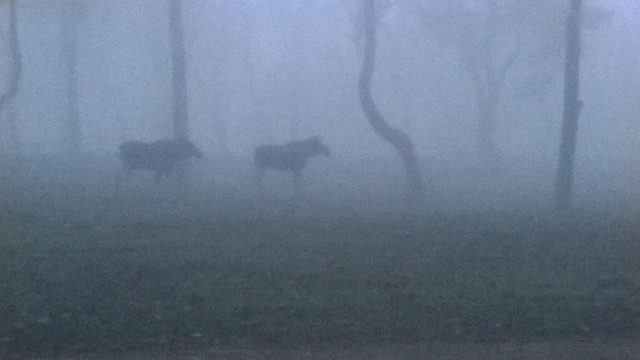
[1,155,639,357]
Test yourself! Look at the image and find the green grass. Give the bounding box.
[1,156,639,353]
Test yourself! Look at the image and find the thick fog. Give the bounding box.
[1,0,638,205]
[2,1,640,356]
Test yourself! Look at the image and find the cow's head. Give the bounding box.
[309,136,330,157]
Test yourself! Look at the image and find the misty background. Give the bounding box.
[0,0,638,204]
[2,1,640,355]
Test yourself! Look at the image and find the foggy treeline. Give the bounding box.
[0,0,639,203]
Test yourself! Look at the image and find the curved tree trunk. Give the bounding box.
[555,0,583,209]
[358,0,422,193]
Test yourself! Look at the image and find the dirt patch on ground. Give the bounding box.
[9,337,640,359]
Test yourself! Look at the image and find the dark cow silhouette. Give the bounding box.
[254,136,330,188]
[116,138,202,192]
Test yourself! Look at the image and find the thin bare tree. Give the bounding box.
[412,1,599,166]
[555,0,584,209]
[358,0,422,193]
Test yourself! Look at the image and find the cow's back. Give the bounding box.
[254,143,307,171]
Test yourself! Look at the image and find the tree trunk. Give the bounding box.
[169,0,189,141]
[555,0,583,209]
[465,31,515,164]
[358,0,422,193]
[168,0,193,190]
[0,0,22,152]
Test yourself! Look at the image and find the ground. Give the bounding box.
[1,155,639,359]
[7,337,640,359]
